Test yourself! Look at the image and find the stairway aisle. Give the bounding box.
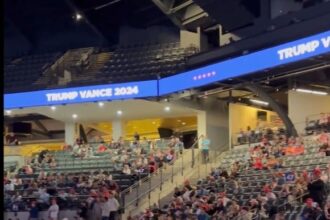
[121,148,227,218]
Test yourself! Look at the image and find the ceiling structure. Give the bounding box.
[89,116,197,138]
[4,0,176,53]
[4,100,198,123]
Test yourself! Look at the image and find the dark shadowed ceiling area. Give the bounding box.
[4,0,174,56]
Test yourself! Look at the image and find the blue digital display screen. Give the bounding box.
[4,80,158,109]
[159,30,330,95]
[4,31,330,109]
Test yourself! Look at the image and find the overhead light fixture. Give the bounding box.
[152,121,156,125]
[50,106,56,111]
[72,114,78,119]
[117,110,123,116]
[164,106,171,112]
[182,122,186,125]
[294,88,328,96]
[5,110,12,115]
[98,102,104,107]
[250,99,269,106]
[75,13,83,21]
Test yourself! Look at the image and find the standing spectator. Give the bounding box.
[77,202,88,220]
[101,196,111,220]
[6,132,19,145]
[89,196,102,220]
[246,126,252,143]
[48,198,60,220]
[134,132,140,141]
[237,129,245,145]
[200,135,210,163]
[28,201,39,220]
[175,137,184,156]
[307,168,326,207]
[108,193,120,220]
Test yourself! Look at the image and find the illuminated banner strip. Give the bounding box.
[4,80,158,109]
[4,31,330,109]
[159,30,330,95]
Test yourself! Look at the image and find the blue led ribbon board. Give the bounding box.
[159,31,330,95]
[4,80,158,109]
[4,31,330,109]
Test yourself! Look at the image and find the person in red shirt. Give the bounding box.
[253,157,263,170]
[97,144,107,153]
[319,130,329,144]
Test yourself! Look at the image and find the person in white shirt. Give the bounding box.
[4,180,14,191]
[108,194,120,220]
[122,165,131,175]
[48,199,59,220]
[101,194,119,220]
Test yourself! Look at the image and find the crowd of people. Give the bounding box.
[236,126,287,146]
[3,129,330,220]
[3,135,187,220]
[131,132,330,219]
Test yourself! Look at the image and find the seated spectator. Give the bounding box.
[25,165,33,174]
[49,158,57,168]
[72,144,80,157]
[301,198,323,220]
[122,165,131,175]
[4,180,14,191]
[253,157,263,170]
[323,198,330,220]
[148,160,157,174]
[320,113,329,126]
[318,130,329,145]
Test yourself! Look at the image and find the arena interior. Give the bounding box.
[3,0,330,219]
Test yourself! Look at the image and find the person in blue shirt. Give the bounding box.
[200,135,210,163]
[28,201,39,220]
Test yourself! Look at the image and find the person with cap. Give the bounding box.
[307,168,326,207]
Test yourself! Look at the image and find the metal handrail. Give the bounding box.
[119,150,180,195]
[119,148,193,208]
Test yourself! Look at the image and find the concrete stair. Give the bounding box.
[121,149,226,218]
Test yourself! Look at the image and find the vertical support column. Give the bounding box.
[228,104,232,150]
[112,119,125,141]
[65,122,77,146]
[197,26,209,52]
[197,112,207,149]
[180,29,200,50]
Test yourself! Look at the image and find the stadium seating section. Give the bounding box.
[4,53,62,93]
[4,42,198,93]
